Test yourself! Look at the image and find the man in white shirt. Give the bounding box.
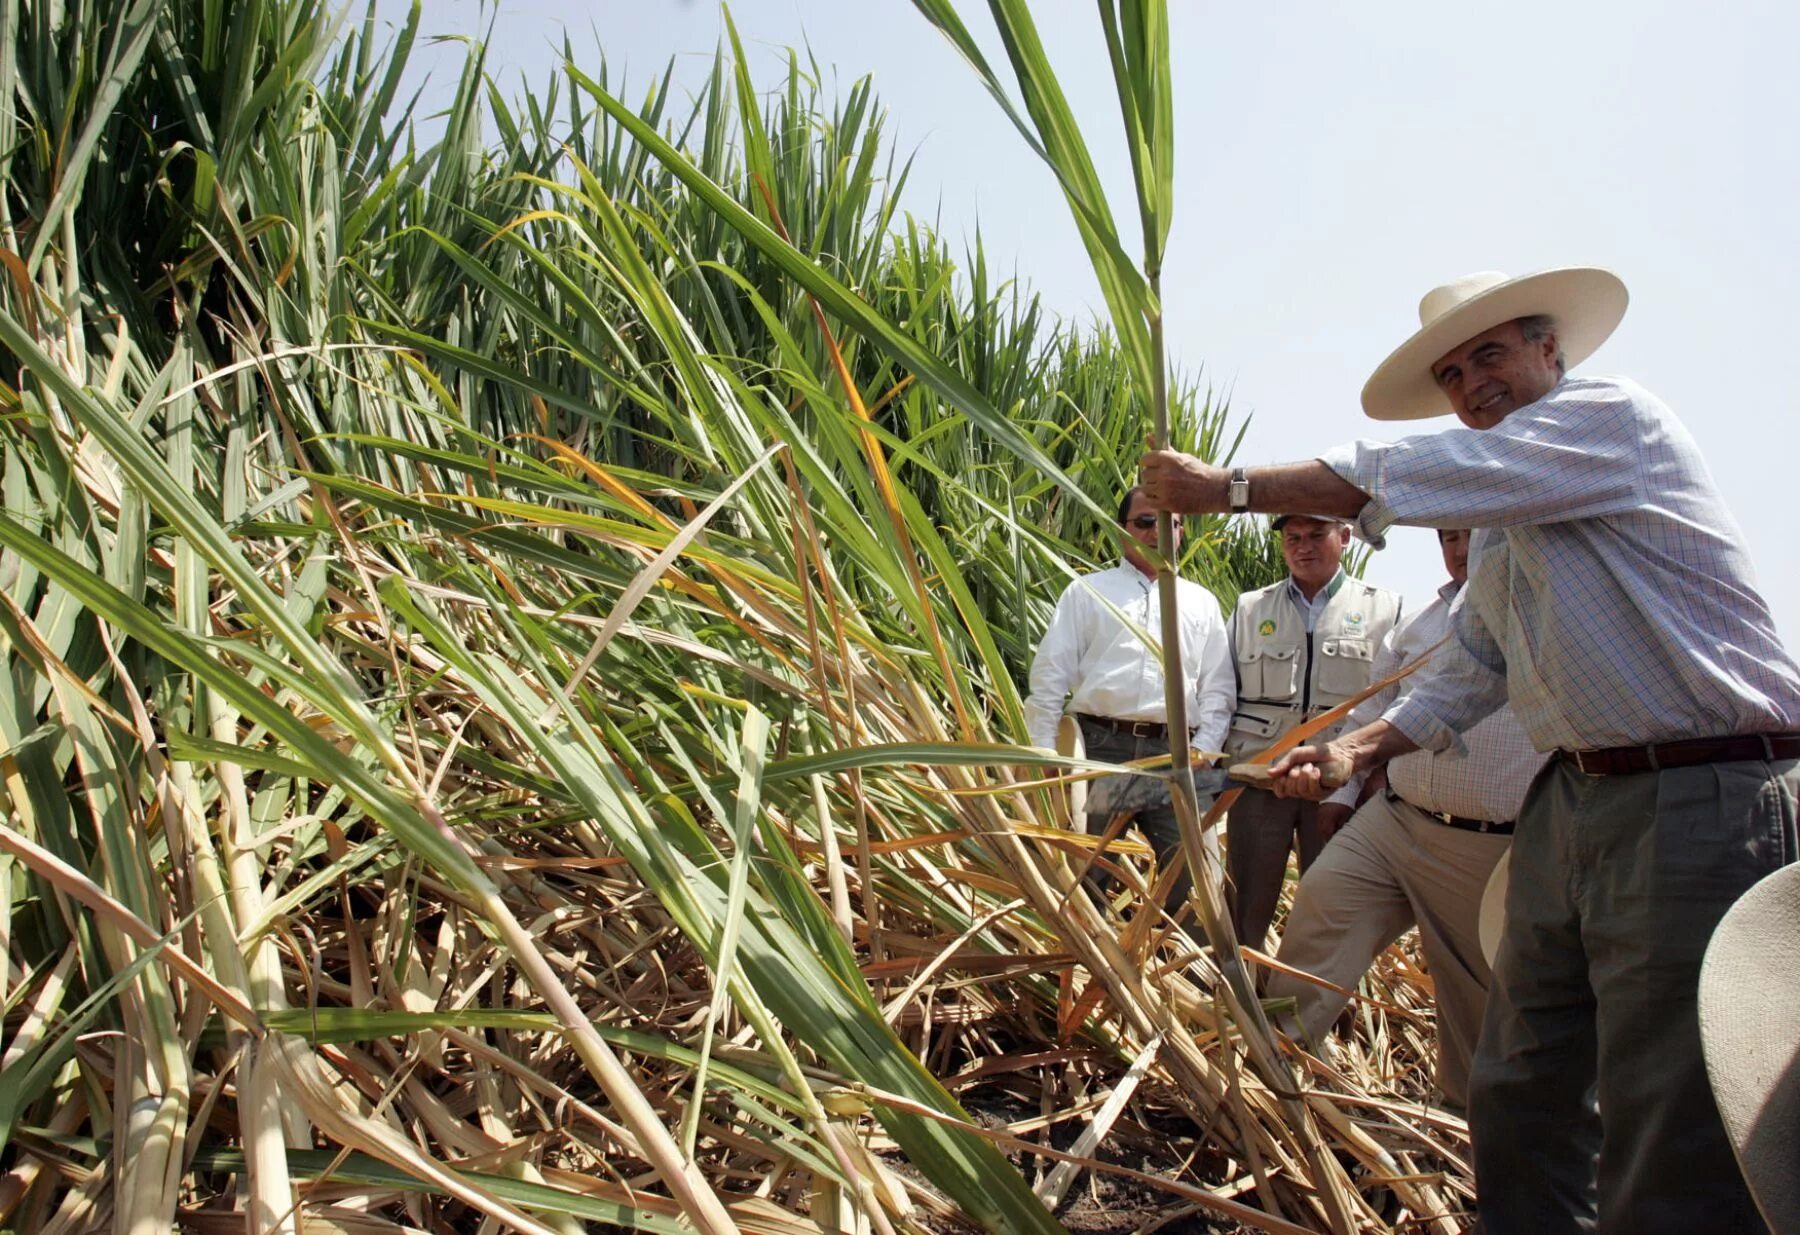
[1268,528,1545,1110]
[1024,486,1234,919]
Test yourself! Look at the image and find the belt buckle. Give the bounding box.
[1571,748,1601,776]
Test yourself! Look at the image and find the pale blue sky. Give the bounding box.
[386,0,1798,639]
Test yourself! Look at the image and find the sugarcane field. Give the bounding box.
[2,2,1796,1234]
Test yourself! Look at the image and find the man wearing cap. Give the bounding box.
[1267,527,1543,1112]
[1025,486,1236,919]
[1222,513,1400,956]
[1137,267,1800,1234]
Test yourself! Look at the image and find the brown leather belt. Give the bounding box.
[1558,732,1800,776]
[1385,788,1514,835]
[1076,713,1170,741]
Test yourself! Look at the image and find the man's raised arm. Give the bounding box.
[1138,454,1370,521]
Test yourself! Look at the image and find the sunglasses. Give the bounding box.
[1126,515,1160,529]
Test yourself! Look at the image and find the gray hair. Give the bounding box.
[1516,314,1566,374]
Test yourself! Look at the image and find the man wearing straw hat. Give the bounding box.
[1024,485,1235,919]
[1267,526,1542,1112]
[1138,267,1800,1234]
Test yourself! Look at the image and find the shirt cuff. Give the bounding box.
[1383,695,1464,756]
[1318,443,1398,549]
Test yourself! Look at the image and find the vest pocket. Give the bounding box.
[1225,708,1284,758]
[1316,637,1374,698]
[1240,645,1299,701]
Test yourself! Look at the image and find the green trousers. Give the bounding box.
[1469,756,1798,1235]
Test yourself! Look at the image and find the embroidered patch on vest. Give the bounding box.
[1257,619,1276,636]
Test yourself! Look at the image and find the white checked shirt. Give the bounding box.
[1321,375,1800,752]
[1327,582,1546,822]
[1024,562,1235,755]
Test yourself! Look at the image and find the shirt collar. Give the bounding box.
[1437,579,1463,606]
[1287,568,1346,609]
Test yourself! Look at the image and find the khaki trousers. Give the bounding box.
[1226,787,1327,956]
[1267,791,1510,1109]
[1470,757,1797,1235]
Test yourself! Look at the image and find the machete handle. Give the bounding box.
[1226,757,1353,791]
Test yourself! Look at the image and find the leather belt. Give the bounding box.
[1385,788,1514,835]
[1558,732,1800,776]
[1076,713,1170,741]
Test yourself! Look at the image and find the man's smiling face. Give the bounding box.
[1280,517,1350,592]
[1430,318,1564,430]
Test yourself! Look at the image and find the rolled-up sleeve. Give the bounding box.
[1326,625,1407,806]
[1384,590,1508,751]
[1319,380,1646,549]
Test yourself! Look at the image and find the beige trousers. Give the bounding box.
[1266,790,1510,1109]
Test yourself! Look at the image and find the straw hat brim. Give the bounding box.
[1699,861,1800,1234]
[1360,267,1629,421]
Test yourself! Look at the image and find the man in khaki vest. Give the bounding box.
[1224,514,1401,955]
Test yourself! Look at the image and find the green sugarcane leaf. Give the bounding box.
[379,574,1068,1235]
[565,61,1112,538]
[189,1146,698,1233]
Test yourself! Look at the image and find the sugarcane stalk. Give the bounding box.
[1145,274,1356,1235]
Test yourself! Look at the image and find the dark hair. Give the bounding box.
[1515,314,1566,374]
[1116,486,1144,524]
[1435,527,1470,542]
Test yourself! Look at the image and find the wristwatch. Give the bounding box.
[1228,467,1250,514]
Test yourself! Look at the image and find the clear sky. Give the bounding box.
[384,0,1799,639]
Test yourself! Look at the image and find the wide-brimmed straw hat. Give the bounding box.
[1360,267,1629,421]
[1699,861,1800,1233]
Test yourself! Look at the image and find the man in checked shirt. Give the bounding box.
[1267,526,1543,1113]
[1138,267,1800,1235]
